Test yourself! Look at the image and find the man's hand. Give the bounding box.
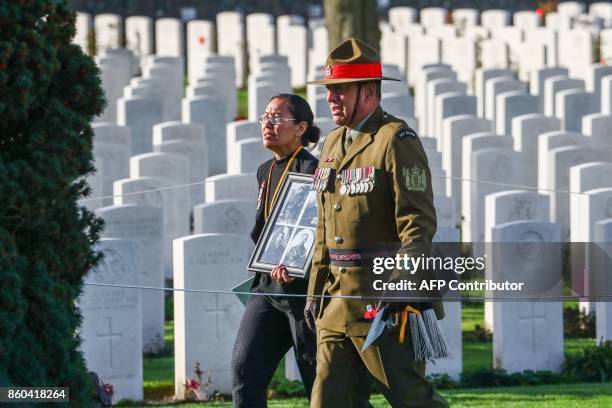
[304,300,319,332]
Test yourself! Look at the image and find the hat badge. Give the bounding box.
[325,65,332,77]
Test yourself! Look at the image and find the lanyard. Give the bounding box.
[264,145,303,220]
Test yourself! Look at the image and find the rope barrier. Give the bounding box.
[78,172,612,203]
[83,282,611,301]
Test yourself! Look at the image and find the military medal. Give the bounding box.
[367,166,375,192]
[349,169,356,194]
[340,170,348,195]
[256,180,265,211]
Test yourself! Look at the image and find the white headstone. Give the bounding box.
[543,75,584,117]
[484,191,551,329]
[117,96,163,155]
[441,37,477,84]
[442,116,492,215]
[80,238,143,402]
[481,10,510,29]
[186,20,215,85]
[514,11,542,29]
[512,114,562,187]
[558,29,593,80]
[155,18,183,57]
[408,36,442,87]
[216,12,246,87]
[278,24,307,87]
[227,138,269,175]
[246,14,276,72]
[532,67,569,112]
[96,204,164,353]
[593,219,612,343]
[183,95,228,175]
[389,7,417,30]
[95,14,122,52]
[381,92,414,119]
[465,147,528,246]
[475,68,513,117]
[485,77,526,126]
[125,16,153,68]
[558,2,585,17]
[461,135,514,241]
[205,173,258,202]
[495,91,539,136]
[590,3,612,27]
[87,123,131,209]
[420,8,448,27]
[480,39,510,71]
[453,8,479,26]
[491,221,564,373]
[434,93,476,141]
[193,199,256,235]
[75,12,91,52]
[555,89,598,132]
[547,145,607,234]
[174,234,251,397]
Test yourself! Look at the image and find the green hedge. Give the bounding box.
[0,1,105,404]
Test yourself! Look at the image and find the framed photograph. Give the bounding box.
[248,172,317,278]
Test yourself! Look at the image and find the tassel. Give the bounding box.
[422,309,450,359]
[399,309,408,344]
[409,312,435,361]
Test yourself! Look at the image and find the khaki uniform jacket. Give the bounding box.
[307,106,444,337]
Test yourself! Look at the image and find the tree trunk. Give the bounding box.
[324,0,380,53]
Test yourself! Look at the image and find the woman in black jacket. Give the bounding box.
[231,94,320,407]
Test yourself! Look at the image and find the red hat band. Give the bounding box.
[325,63,382,80]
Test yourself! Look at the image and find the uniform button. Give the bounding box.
[334,236,343,244]
[333,203,341,211]
[339,267,346,273]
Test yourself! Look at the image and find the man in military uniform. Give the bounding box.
[304,38,448,407]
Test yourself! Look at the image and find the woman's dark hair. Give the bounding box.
[270,93,321,147]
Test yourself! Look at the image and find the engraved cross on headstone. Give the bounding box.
[517,303,546,354]
[204,294,231,340]
[97,316,123,368]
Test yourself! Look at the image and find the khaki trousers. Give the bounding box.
[310,325,449,408]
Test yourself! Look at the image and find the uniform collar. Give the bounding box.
[346,105,384,135]
[338,106,384,171]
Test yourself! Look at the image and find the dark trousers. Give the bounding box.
[231,294,317,408]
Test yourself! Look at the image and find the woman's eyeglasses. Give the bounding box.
[258,115,297,125]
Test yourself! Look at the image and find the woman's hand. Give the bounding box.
[271,264,295,283]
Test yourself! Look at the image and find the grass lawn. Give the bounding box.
[142,301,601,404]
[129,381,612,407]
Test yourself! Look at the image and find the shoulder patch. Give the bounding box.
[396,128,417,139]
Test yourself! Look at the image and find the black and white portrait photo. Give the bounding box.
[281,228,315,269]
[259,225,290,265]
[276,184,310,225]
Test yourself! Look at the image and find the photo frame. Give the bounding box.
[247,172,317,278]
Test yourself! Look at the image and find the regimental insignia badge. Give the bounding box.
[325,65,333,77]
[396,128,417,139]
[403,165,427,192]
